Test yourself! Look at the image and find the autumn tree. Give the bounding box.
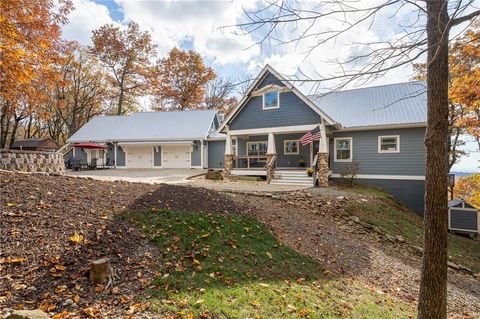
[42,44,110,143]
[0,0,72,148]
[152,48,216,111]
[91,21,156,115]
[454,173,480,208]
[232,1,480,318]
[205,78,238,120]
[450,24,480,150]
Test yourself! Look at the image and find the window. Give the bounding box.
[247,141,267,156]
[334,137,352,162]
[378,135,400,153]
[263,91,279,109]
[284,140,299,155]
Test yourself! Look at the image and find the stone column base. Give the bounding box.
[266,153,276,183]
[317,152,329,187]
[224,154,234,175]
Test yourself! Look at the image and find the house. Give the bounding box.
[11,138,60,152]
[67,110,220,169]
[68,65,428,214]
[213,65,427,213]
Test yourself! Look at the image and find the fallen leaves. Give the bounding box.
[69,231,84,243]
[266,252,273,259]
[0,257,26,264]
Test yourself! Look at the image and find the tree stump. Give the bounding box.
[89,258,112,285]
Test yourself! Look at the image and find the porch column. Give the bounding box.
[224,134,234,174]
[266,132,277,183]
[114,142,117,168]
[200,140,204,169]
[317,122,329,187]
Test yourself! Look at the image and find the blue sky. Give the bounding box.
[61,0,479,172]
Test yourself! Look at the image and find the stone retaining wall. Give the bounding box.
[0,149,64,174]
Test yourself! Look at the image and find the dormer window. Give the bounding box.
[263,91,279,109]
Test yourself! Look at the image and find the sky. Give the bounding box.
[60,0,480,172]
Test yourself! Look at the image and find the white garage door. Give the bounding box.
[163,145,191,168]
[125,146,153,168]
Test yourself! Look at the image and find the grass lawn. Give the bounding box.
[124,210,415,318]
[341,184,480,273]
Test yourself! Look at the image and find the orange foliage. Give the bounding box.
[449,25,480,148]
[90,21,156,115]
[153,48,216,111]
[0,0,72,109]
[454,174,480,208]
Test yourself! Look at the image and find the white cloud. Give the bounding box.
[62,0,117,45]
[113,0,260,64]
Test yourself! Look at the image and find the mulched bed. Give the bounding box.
[0,171,242,318]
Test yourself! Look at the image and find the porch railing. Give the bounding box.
[234,156,268,170]
[312,154,318,187]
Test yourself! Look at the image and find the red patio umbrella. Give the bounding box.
[72,142,108,149]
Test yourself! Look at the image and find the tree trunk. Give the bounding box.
[417,1,450,319]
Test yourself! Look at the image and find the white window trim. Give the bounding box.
[283,140,299,155]
[378,135,400,153]
[246,141,268,156]
[334,137,353,162]
[262,91,280,110]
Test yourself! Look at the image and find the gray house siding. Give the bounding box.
[450,208,478,231]
[191,141,202,167]
[116,145,126,166]
[208,140,226,169]
[256,72,285,88]
[330,127,426,176]
[154,146,162,166]
[229,92,321,130]
[228,71,321,131]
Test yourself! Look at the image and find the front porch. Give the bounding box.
[223,124,330,186]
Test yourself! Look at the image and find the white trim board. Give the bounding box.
[229,124,318,136]
[337,122,426,132]
[330,174,425,181]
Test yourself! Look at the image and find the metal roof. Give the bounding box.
[68,110,218,143]
[309,81,427,128]
[12,138,58,148]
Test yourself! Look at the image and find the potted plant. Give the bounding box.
[298,157,305,167]
[306,167,314,177]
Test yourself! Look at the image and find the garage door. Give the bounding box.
[163,145,191,168]
[125,146,153,168]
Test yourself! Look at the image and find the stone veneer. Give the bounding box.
[317,152,329,187]
[0,149,65,174]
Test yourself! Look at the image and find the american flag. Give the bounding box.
[299,126,321,145]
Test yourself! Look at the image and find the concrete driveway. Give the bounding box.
[64,168,206,184]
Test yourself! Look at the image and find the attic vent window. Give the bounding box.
[263,91,279,109]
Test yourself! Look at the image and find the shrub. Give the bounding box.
[205,170,224,180]
[340,162,360,186]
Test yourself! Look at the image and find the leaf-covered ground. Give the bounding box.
[0,171,478,318]
[125,209,415,318]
